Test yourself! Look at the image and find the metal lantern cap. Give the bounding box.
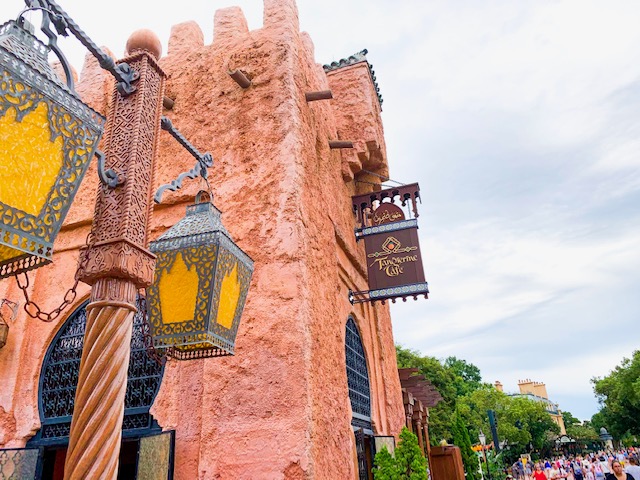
[0,20,105,278]
[147,193,254,360]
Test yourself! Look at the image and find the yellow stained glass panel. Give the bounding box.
[0,102,64,216]
[216,262,240,329]
[0,244,23,263]
[158,251,199,324]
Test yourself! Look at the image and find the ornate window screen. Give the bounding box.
[0,448,40,478]
[345,317,372,427]
[34,297,164,444]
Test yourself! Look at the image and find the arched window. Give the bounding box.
[345,317,372,426]
[345,317,374,480]
[31,297,164,445]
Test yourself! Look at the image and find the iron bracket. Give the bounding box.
[154,116,213,203]
[95,149,122,188]
[21,0,139,96]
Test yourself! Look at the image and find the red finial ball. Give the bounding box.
[125,29,162,59]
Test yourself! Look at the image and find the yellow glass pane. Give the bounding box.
[216,262,240,329]
[0,244,23,263]
[158,251,199,324]
[176,342,212,351]
[0,102,65,216]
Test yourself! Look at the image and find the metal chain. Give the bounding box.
[201,175,215,204]
[15,271,79,322]
[360,168,405,186]
[354,179,396,188]
[14,232,95,323]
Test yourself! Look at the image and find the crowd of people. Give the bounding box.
[509,448,640,480]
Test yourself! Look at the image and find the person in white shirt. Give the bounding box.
[625,457,640,480]
[549,465,562,480]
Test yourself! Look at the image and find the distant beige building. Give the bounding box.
[494,379,566,435]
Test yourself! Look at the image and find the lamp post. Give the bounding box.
[64,29,165,480]
[0,2,252,479]
[479,429,492,480]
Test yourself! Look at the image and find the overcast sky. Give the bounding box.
[3,0,639,421]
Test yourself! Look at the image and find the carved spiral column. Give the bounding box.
[63,280,137,478]
[64,33,165,480]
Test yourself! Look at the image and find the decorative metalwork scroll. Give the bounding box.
[0,447,41,478]
[22,0,139,95]
[33,297,164,444]
[94,149,122,188]
[154,116,213,203]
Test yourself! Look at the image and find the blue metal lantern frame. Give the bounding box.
[0,20,105,277]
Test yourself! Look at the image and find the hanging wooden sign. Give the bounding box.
[351,183,429,304]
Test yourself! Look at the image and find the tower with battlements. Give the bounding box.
[0,1,406,478]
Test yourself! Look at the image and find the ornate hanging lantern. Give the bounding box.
[147,192,253,360]
[0,20,105,278]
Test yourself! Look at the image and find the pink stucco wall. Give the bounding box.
[0,0,405,478]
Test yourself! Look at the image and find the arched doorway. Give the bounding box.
[25,297,171,480]
[345,317,375,480]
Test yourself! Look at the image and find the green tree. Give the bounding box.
[454,385,510,443]
[454,386,560,456]
[503,396,560,451]
[395,345,560,461]
[567,423,598,442]
[444,356,484,397]
[590,408,611,433]
[396,346,487,444]
[562,410,581,429]
[395,427,428,480]
[373,446,399,480]
[452,407,479,480]
[592,350,640,438]
[372,428,427,480]
[561,410,598,441]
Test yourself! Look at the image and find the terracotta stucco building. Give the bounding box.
[0,0,407,478]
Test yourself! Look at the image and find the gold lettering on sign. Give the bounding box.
[370,255,419,277]
[372,209,403,225]
[367,236,419,277]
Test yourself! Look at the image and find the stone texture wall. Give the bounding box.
[0,0,405,478]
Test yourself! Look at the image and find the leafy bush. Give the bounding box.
[373,427,428,480]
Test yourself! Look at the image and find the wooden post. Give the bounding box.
[329,140,354,149]
[305,90,332,102]
[402,389,414,430]
[228,69,251,88]
[413,405,425,454]
[163,96,175,110]
[424,414,433,467]
[64,34,165,480]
